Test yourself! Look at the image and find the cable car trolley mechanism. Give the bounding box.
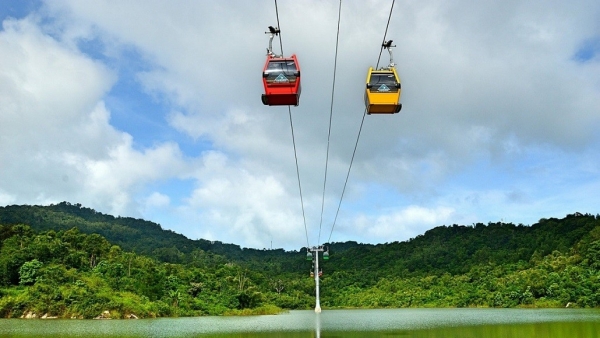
[365,40,402,114]
[261,26,302,106]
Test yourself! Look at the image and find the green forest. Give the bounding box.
[1,202,599,318]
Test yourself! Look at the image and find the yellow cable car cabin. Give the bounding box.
[364,40,402,114]
[364,67,402,114]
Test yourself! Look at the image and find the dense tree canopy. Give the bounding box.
[0,203,599,318]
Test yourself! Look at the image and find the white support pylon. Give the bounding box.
[308,246,325,313]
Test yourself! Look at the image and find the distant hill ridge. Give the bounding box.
[0,202,598,277]
[0,202,254,259]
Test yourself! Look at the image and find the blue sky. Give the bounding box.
[1,0,599,250]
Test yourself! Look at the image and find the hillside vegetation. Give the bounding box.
[1,202,599,318]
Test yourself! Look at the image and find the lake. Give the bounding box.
[1,308,600,337]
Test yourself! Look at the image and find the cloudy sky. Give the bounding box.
[1,0,599,250]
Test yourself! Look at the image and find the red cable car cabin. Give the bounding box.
[261,55,301,106]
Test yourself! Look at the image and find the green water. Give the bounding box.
[1,308,599,337]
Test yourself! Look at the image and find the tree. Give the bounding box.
[82,234,111,268]
[272,279,285,295]
[585,240,600,270]
[19,259,43,285]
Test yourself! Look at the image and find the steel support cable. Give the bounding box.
[327,109,366,244]
[327,0,396,244]
[274,0,310,248]
[288,108,310,248]
[376,0,395,69]
[274,0,284,56]
[317,0,343,245]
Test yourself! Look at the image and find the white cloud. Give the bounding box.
[0,16,186,216]
[79,134,186,215]
[352,205,456,243]
[176,150,309,249]
[0,189,16,206]
[1,0,599,249]
[0,18,115,146]
[145,192,170,209]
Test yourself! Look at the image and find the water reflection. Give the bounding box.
[1,309,600,338]
[315,312,321,338]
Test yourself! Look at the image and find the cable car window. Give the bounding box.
[265,60,298,84]
[368,73,399,92]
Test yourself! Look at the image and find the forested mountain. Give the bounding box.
[0,202,245,260]
[328,214,598,278]
[0,202,309,274]
[1,202,599,318]
[1,203,596,277]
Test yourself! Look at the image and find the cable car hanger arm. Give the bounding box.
[265,26,282,58]
[381,40,396,69]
